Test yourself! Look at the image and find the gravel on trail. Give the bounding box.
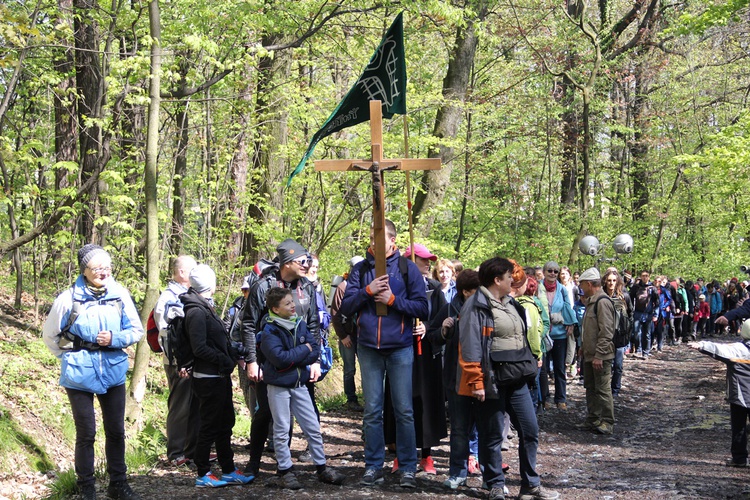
[7,340,750,499]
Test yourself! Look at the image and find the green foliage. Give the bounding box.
[0,408,54,473]
[671,0,750,36]
[125,421,165,473]
[43,468,78,500]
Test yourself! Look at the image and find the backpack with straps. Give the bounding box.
[58,290,124,351]
[594,295,632,349]
[161,301,191,369]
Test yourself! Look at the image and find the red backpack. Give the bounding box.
[146,309,162,353]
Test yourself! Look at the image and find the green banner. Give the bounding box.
[287,12,406,186]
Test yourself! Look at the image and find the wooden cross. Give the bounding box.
[315,100,441,315]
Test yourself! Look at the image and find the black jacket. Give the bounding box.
[240,266,320,364]
[182,289,235,376]
[427,293,465,392]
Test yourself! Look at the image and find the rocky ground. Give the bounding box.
[2,309,750,500]
[80,341,750,500]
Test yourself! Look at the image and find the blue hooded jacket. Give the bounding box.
[43,275,143,394]
[340,249,428,350]
[260,315,320,388]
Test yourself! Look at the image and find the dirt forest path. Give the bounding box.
[128,342,749,499]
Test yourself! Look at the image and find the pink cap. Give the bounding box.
[403,243,437,261]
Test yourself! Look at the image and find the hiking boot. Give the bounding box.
[556,402,567,411]
[318,467,345,485]
[281,472,303,490]
[347,400,364,412]
[518,485,561,500]
[195,473,228,488]
[726,459,749,467]
[420,456,437,474]
[489,486,506,500]
[575,420,601,431]
[221,469,254,485]
[106,481,141,500]
[443,476,467,490]
[468,455,480,475]
[360,468,384,486]
[595,422,614,435]
[298,449,313,463]
[79,483,96,500]
[170,455,190,467]
[543,402,551,411]
[400,471,417,488]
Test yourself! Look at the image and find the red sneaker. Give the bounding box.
[468,455,480,475]
[391,458,399,473]
[420,456,437,475]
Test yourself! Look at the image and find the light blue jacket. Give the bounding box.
[43,276,143,394]
[709,290,723,315]
[544,282,577,340]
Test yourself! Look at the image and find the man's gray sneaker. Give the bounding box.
[400,471,417,489]
[489,486,506,500]
[281,472,303,490]
[360,468,384,486]
[443,476,467,490]
[518,485,561,500]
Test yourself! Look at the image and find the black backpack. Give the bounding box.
[594,295,632,349]
[163,303,192,370]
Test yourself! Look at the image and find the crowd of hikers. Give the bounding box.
[42,234,750,500]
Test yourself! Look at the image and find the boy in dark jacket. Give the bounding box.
[260,288,345,489]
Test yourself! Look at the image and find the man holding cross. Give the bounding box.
[340,219,428,489]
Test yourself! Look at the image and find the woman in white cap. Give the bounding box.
[43,244,143,500]
[181,264,254,488]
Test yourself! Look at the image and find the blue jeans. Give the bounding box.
[633,313,654,356]
[447,390,476,478]
[611,346,625,397]
[550,337,568,403]
[339,335,358,402]
[359,344,417,472]
[477,384,540,490]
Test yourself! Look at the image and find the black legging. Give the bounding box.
[66,384,127,486]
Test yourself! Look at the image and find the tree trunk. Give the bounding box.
[126,0,161,426]
[629,63,650,221]
[227,64,253,262]
[74,0,105,243]
[170,98,188,258]
[243,35,291,262]
[412,3,485,233]
[54,0,78,191]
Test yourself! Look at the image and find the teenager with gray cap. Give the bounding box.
[181,264,253,487]
[240,238,321,477]
[43,244,143,500]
